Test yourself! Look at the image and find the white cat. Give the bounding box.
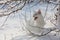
[25,9,46,35]
[33,9,45,28]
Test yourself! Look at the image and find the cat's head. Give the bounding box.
[33,9,41,20]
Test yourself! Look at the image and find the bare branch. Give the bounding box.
[0,1,21,13]
[25,26,56,37]
[0,1,26,17]
[49,1,60,5]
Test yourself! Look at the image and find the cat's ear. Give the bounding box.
[37,9,41,14]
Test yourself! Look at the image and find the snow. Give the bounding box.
[0,1,59,40]
[12,34,60,40]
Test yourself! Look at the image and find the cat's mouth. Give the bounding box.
[34,17,38,20]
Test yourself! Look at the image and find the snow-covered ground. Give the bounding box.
[0,1,59,40]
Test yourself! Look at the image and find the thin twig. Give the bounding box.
[44,2,49,18]
[1,1,21,13]
[0,1,26,17]
[0,15,9,28]
[25,25,56,37]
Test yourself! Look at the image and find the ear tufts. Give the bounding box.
[37,9,41,14]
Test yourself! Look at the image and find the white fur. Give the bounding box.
[26,10,45,35]
[34,12,45,28]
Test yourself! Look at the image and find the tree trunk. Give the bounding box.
[56,0,60,29]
